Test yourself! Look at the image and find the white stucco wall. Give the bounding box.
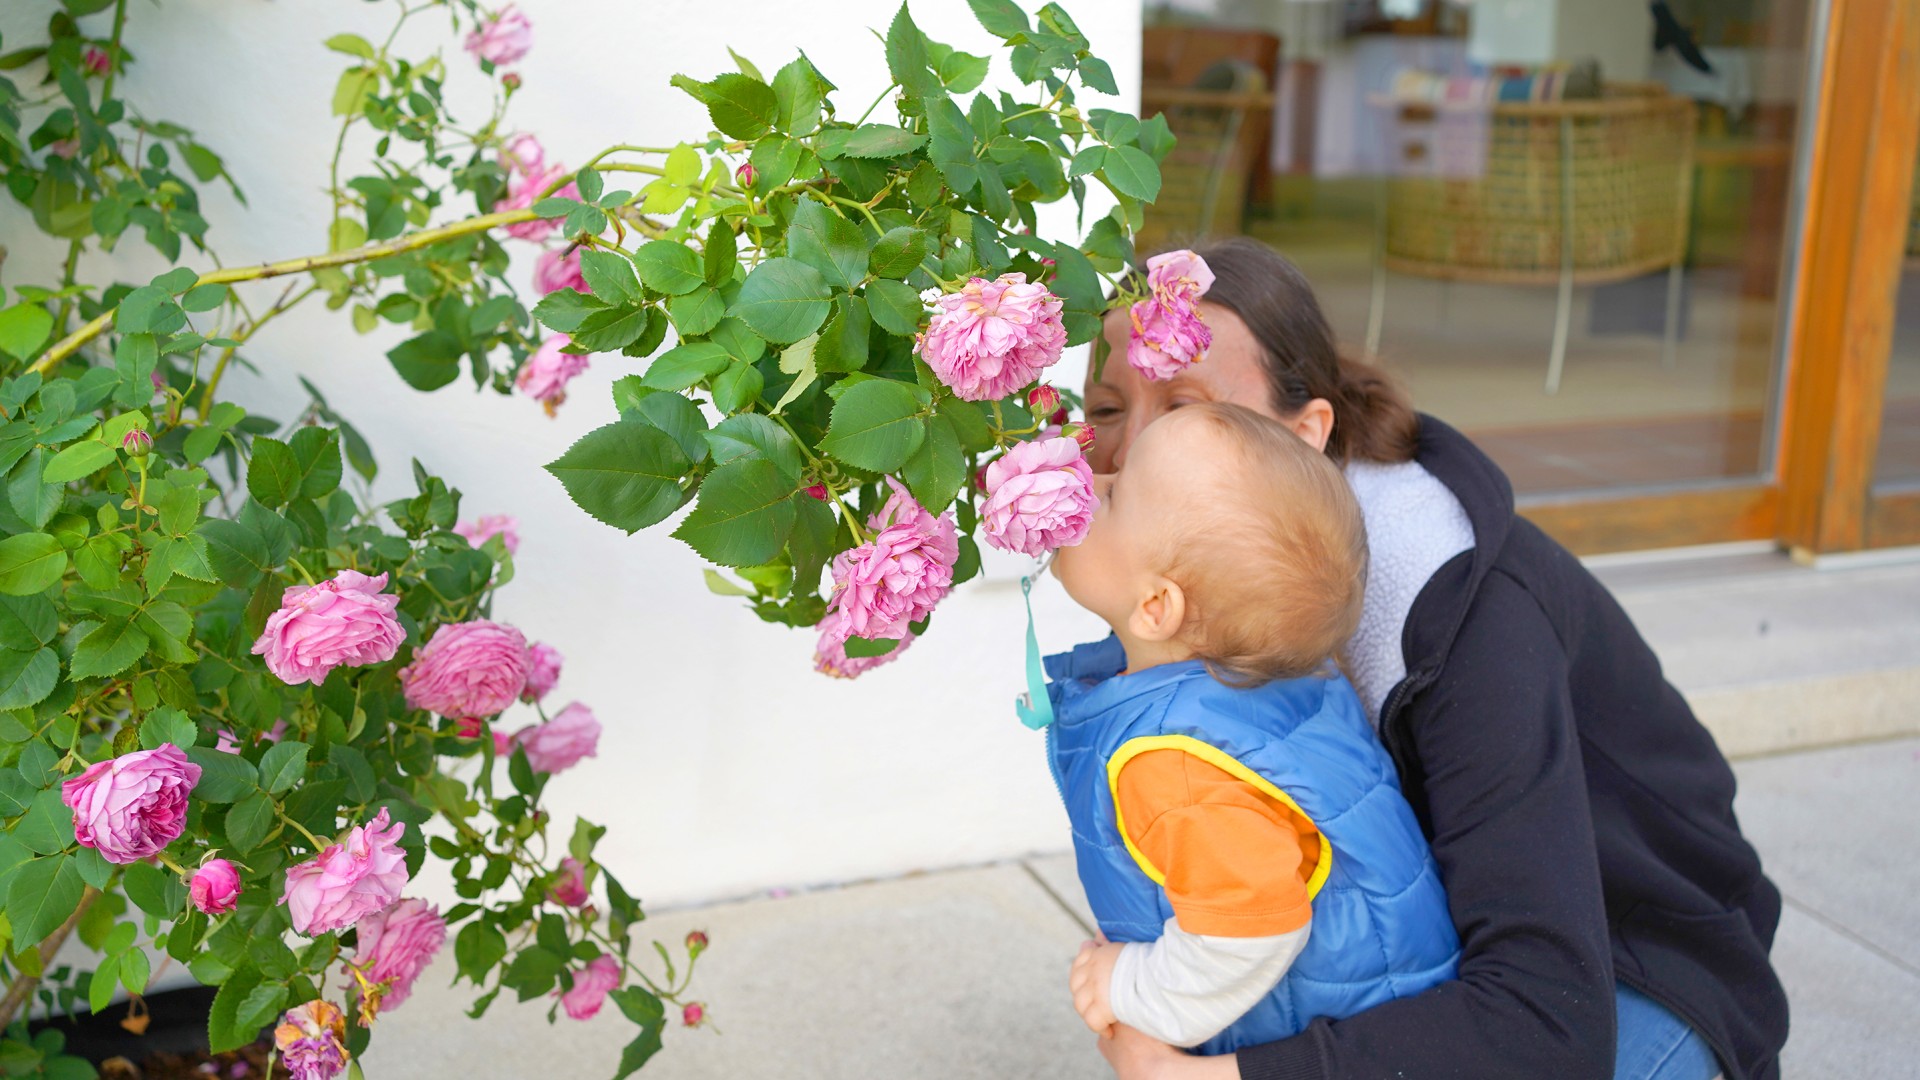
[0,0,1139,907]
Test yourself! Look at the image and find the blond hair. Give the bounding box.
[1160,403,1368,687]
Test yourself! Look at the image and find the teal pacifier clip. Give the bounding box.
[1015,573,1054,730]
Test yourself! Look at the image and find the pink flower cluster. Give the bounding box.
[558,955,622,1020]
[495,134,578,244]
[454,514,521,555]
[814,630,917,679]
[813,480,956,676]
[981,437,1097,556]
[534,247,587,295]
[549,856,590,907]
[522,642,563,702]
[517,334,590,415]
[281,809,410,937]
[61,745,200,864]
[1127,250,1215,381]
[497,702,601,775]
[400,619,532,721]
[345,897,446,1016]
[275,1000,351,1080]
[463,5,532,68]
[918,273,1067,401]
[252,570,404,687]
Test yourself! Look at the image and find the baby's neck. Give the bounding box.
[1112,628,1196,675]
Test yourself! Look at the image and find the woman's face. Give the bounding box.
[1083,302,1331,472]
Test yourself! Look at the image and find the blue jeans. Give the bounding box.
[1614,984,1722,1080]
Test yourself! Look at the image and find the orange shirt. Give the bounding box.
[1112,748,1321,938]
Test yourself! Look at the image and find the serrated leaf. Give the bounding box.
[258,741,310,794]
[545,421,693,534]
[641,343,731,393]
[731,257,832,344]
[224,791,274,852]
[41,438,116,485]
[1100,145,1162,202]
[864,279,926,336]
[671,457,798,567]
[817,124,929,160]
[7,855,83,951]
[821,379,926,472]
[69,619,150,680]
[903,413,966,511]
[579,250,641,305]
[0,533,67,595]
[670,72,777,140]
[633,240,706,295]
[868,227,931,280]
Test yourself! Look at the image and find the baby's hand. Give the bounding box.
[1070,939,1125,1037]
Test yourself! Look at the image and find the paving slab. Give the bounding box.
[1022,852,1095,936]
[1769,902,1920,1079]
[1734,737,1920,971]
[361,863,1110,1080]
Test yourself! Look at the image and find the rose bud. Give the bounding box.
[501,72,522,92]
[1027,385,1061,417]
[1063,423,1096,454]
[1050,406,1069,426]
[121,428,153,457]
[974,464,990,492]
[682,1002,707,1027]
[804,484,829,502]
[685,930,709,957]
[735,162,757,189]
[83,47,110,75]
[190,858,242,915]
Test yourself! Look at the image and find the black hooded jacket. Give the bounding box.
[1238,416,1789,1080]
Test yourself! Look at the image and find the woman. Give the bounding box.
[1082,238,1787,1080]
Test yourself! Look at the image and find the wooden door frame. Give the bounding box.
[1521,0,1920,557]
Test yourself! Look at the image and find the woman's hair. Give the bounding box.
[1160,403,1369,688]
[1188,236,1420,465]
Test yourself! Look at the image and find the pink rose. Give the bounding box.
[557,955,621,1020]
[495,136,579,243]
[463,5,532,67]
[281,809,410,936]
[454,514,520,555]
[918,273,1067,401]
[510,702,600,775]
[549,857,589,907]
[251,570,404,687]
[813,627,916,679]
[981,437,1097,556]
[61,745,200,865]
[819,479,957,646]
[190,858,242,915]
[1127,249,1215,381]
[516,335,590,413]
[522,642,562,702]
[274,1000,350,1080]
[399,620,531,720]
[533,247,588,295]
[344,897,445,1016]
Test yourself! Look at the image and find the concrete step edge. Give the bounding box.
[1688,665,1920,760]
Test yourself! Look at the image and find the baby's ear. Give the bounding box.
[1129,577,1187,643]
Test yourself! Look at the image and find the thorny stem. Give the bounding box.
[768,412,868,543]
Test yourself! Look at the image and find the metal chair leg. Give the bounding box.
[1547,263,1573,395]
[1546,116,1576,395]
[1662,259,1684,367]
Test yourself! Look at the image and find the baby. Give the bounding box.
[1043,402,1460,1053]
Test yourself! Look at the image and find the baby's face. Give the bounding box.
[1053,410,1225,630]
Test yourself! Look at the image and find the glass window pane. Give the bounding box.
[1141,0,1811,498]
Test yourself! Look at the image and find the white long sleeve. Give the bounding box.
[1107,916,1312,1048]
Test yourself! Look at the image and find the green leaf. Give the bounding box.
[14,787,73,854]
[579,250,641,305]
[1139,112,1176,163]
[121,945,153,995]
[968,0,1031,38]
[575,166,605,204]
[289,427,343,499]
[8,449,62,529]
[571,306,654,353]
[0,303,54,361]
[224,791,274,852]
[671,457,798,567]
[633,240,706,296]
[844,635,901,658]
[772,57,826,137]
[668,287,726,337]
[903,414,966,510]
[869,227,932,280]
[181,283,229,313]
[69,619,150,680]
[196,519,269,588]
[91,952,123,1013]
[123,858,186,919]
[815,295,871,374]
[787,201,869,290]
[641,343,732,392]
[6,855,83,951]
[0,648,58,710]
[865,279,926,336]
[0,593,58,649]
[821,379,926,472]
[624,389,710,463]
[324,32,376,59]
[502,946,565,1001]
[138,707,198,751]
[258,741,310,794]
[245,437,300,508]
[0,533,67,595]
[454,921,509,983]
[711,361,765,413]
[185,746,258,803]
[206,967,266,1053]
[386,331,463,392]
[40,439,115,485]
[545,421,693,534]
[817,124,929,160]
[1101,145,1162,202]
[670,72,777,140]
[938,49,992,94]
[927,97,980,195]
[706,414,805,481]
[610,987,667,1080]
[731,257,832,344]
[532,289,607,334]
[886,2,941,102]
[1069,145,1107,178]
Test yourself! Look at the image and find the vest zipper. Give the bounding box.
[1044,720,1069,809]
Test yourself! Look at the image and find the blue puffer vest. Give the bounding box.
[1043,636,1460,1055]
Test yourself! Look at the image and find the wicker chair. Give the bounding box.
[1366,86,1698,393]
[1137,60,1275,249]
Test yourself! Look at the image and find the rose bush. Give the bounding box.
[1,0,1204,1074]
